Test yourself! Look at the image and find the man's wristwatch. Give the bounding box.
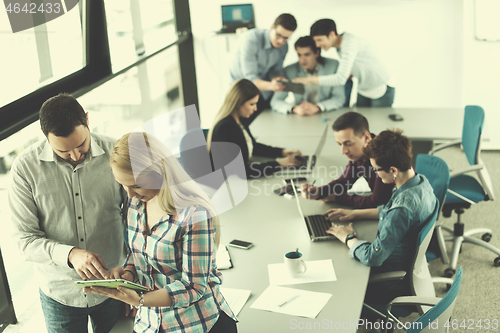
[345,233,357,246]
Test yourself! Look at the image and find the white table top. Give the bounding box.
[211,139,378,332]
[250,107,464,142]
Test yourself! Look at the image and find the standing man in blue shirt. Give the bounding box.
[229,13,297,124]
[270,36,345,115]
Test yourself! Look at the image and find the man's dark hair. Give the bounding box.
[310,19,337,37]
[294,36,324,65]
[363,129,413,172]
[332,112,369,137]
[274,13,297,31]
[39,93,87,137]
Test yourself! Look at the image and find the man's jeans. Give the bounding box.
[356,85,395,107]
[40,290,124,333]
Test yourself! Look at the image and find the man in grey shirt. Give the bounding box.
[9,93,127,333]
[229,13,297,124]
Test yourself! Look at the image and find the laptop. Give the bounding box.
[217,4,255,34]
[287,123,329,174]
[290,180,336,242]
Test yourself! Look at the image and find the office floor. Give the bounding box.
[3,147,500,333]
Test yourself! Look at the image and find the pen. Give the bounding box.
[278,295,299,307]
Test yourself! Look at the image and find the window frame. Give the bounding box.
[0,0,197,326]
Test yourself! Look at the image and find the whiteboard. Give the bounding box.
[475,0,500,41]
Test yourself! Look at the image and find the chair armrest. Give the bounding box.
[386,296,442,324]
[449,164,484,178]
[432,277,454,285]
[429,139,462,155]
[368,271,406,284]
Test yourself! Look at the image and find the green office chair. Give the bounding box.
[429,105,500,277]
[373,266,463,333]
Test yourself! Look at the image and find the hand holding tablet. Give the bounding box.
[75,279,149,291]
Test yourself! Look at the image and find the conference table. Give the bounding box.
[211,133,379,332]
[250,107,465,166]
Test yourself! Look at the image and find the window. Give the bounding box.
[104,0,176,72]
[0,3,84,109]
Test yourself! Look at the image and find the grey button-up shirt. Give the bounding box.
[9,133,127,307]
[229,28,288,100]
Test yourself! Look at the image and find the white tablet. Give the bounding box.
[74,279,150,291]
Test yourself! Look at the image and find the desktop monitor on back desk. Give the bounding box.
[219,4,255,33]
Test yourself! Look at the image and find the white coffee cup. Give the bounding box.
[284,251,307,278]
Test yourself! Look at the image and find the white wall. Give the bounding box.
[190,0,499,148]
[462,0,500,149]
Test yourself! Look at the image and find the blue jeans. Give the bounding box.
[39,290,124,333]
[356,85,395,107]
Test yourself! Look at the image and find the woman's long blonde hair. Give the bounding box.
[207,79,260,150]
[110,132,221,247]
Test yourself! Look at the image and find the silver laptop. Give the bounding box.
[287,123,329,175]
[290,180,337,242]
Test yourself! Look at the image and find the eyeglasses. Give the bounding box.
[372,167,388,173]
[275,31,289,41]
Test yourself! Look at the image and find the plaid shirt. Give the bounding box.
[124,198,236,332]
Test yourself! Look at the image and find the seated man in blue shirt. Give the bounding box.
[229,13,297,124]
[270,36,345,115]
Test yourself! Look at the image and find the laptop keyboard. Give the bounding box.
[307,214,332,237]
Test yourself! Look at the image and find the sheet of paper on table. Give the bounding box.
[250,285,332,319]
[220,287,252,316]
[268,259,337,286]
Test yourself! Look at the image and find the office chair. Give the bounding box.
[363,199,440,320]
[179,128,221,193]
[370,266,463,333]
[414,155,455,286]
[429,105,500,277]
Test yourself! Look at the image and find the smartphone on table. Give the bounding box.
[228,239,254,250]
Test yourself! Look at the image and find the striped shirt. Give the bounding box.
[318,32,393,99]
[124,198,236,332]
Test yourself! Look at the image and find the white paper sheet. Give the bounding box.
[250,285,332,318]
[216,245,233,270]
[220,287,252,316]
[268,259,337,286]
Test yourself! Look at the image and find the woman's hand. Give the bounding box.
[84,286,141,307]
[326,223,355,244]
[282,149,302,157]
[277,155,302,167]
[323,208,357,221]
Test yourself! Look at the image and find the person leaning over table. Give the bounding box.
[270,35,345,115]
[85,132,237,333]
[229,13,297,125]
[207,78,303,179]
[8,93,128,333]
[293,19,395,107]
[324,129,438,306]
[302,111,394,208]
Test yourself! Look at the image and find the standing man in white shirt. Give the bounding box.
[230,13,297,124]
[293,19,395,107]
[270,36,345,115]
[9,93,128,333]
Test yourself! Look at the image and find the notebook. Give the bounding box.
[290,180,337,242]
[217,4,255,34]
[286,123,329,175]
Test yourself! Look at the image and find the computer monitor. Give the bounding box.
[220,4,255,33]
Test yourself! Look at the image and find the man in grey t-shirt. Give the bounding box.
[9,93,128,333]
